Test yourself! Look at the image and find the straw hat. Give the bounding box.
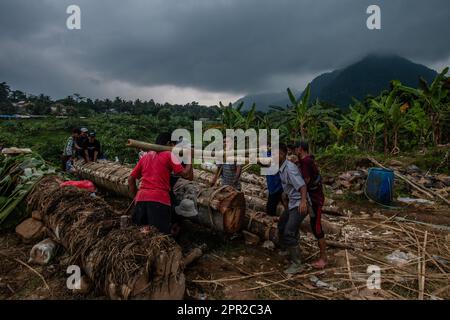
[175,199,198,218]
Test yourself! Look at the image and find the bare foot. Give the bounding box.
[140,226,151,234]
[312,258,327,269]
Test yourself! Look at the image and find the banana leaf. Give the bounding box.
[0,153,57,230]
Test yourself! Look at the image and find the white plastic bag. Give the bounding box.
[29,238,57,265]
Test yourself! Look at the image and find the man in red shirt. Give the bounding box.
[128,133,193,234]
[295,141,327,268]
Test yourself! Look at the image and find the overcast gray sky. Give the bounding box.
[0,0,449,105]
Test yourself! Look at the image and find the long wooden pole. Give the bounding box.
[126,139,272,165]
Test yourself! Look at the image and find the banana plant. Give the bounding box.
[394,68,449,145]
[326,121,345,146]
[404,100,433,149]
[219,101,257,130]
[341,105,365,147]
[370,88,399,155]
[271,84,336,143]
[363,109,384,152]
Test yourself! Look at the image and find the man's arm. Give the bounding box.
[179,164,193,180]
[84,149,90,162]
[234,165,242,185]
[128,176,137,198]
[74,140,82,151]
[287,163,308,215]
[299,185,308,215]
[210,166,221,186]
[300,158,313,185]
[128,159,143,198]
[94,141,101,162]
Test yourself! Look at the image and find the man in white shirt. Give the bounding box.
[277,143,309,274]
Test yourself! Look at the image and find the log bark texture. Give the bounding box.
[27,176,185,300]
[74,160,246,234]
[74,161,340,237]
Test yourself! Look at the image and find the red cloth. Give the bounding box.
[130,151,184,206]
[297,155,324,206]
[60,180,96,192]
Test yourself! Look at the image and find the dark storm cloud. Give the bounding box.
[0,0,449,103]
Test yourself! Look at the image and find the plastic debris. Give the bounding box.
[309,275,337,291]
[385,250,417,266]
[262,240,275,250]
[432,255,448,266]
[397,197,435,205]
[29,238,57,265]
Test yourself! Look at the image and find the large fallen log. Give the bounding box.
[194,169,268,198]
[27,176,185,300]
[172,179,246,233]
[194,168,346,216]
[74,160,132,197]
[200,163,267,189]
[75,160,341,237]
[74,160,246,234]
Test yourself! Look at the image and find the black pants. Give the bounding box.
[266,190,283,216]
[277,207,308,247]
[132,201,171,234]
[61,155,70,171]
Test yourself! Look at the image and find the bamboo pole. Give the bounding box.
[126,139,272,165]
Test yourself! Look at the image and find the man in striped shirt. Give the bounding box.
[62,128,80,170]
[210,137,242,190]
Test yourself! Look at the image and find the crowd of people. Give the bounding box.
[126,132,327,275]
[62,127,103,174]
[61,126,325,274]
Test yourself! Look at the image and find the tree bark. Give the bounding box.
[74,161,246,234]
[27,176,185,300]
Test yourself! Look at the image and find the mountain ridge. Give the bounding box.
[236,54,438,111]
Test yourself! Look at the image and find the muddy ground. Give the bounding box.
[1,196,449,300]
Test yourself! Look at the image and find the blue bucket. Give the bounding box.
[365,168,394,205]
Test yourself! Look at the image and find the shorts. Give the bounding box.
[132,201,171,234]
